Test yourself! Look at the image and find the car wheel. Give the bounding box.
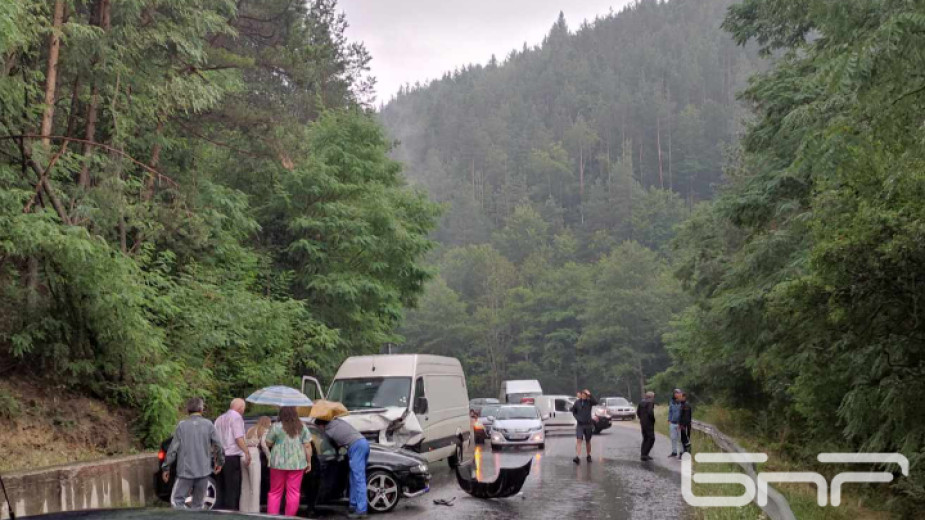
[448,439,464,467]
[170,476,219,510]
[366,471,400,513]
[538,443,545,450]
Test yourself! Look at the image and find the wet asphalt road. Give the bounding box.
[315,422,690,520]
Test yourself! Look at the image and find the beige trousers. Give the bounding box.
[239,446,262,512]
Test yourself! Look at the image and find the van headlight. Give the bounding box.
[410,463,428,474]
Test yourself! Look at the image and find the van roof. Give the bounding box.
[502,380,543,393]
[334,354,462,379]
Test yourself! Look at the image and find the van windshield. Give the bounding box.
[327,377,412,410]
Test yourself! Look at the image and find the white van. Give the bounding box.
[533,395,577,428]
[499,380,543,404]
[302,355,472,466]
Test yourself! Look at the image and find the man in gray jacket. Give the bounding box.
[162,398,225,509]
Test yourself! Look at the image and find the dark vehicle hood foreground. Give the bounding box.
[368,442,427,467]
[16,509,288,520]
[454,458,533,498]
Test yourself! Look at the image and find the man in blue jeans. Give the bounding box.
[667,388,682,457]
[318,417,370,518]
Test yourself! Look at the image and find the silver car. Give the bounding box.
[601,397,636,420]
[489,405,545,450]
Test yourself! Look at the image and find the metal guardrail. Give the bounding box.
[692,420,797,520]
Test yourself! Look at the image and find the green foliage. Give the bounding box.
[0,0,436,446]
[667,0,925,510]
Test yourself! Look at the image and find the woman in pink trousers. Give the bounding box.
[264,407,313,516]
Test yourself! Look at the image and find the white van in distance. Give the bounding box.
[533,395,577,428]
[302,354,472,466]
[499,379,543,404]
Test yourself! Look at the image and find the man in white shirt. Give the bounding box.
[213,398,251,510]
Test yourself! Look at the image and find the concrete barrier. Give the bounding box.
[0,453,158,519]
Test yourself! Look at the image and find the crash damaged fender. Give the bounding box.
[338,407,425,447]
[454,458,533,498]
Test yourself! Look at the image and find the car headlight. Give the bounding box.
[410,463,428,474]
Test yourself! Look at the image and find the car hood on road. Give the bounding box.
[492,419,542,430]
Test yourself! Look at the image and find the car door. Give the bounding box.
[301,376,324,401]
[309,426,349,506]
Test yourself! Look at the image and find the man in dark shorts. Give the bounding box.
[570,389,598,464]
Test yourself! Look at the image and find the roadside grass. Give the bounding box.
[655,406,767,520]
[659,405,891,520]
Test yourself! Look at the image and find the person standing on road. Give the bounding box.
[570,389,598,465]
[161,397,225,510]
[667,388,682,458]
[679,392,693,455]
[214,398,251,510]
[637,391,656,461]
[240,416,271,513]
[316,416,370,518]
[265,407,313,516]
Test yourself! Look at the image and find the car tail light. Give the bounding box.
[520,397,535,404]
[474,422,484,430]
[157,449,166,462]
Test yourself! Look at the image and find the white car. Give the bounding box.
[489,405,545,450]
[601,397,636,420]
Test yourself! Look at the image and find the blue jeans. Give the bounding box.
[669,422,680,454]
[348,438,370,513]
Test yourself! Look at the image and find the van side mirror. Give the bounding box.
[486,416,496,422]
[541,413,551,421]
[414,396,429,414]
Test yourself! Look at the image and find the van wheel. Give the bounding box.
[447,439,463,468]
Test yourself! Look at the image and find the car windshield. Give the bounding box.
[606,398,630,406]
[481,405,501,417]
[327,377,412,409]
[497,406,539,420]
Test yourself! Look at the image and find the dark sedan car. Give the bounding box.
[156,421,429,514]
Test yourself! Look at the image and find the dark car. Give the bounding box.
[468,398,500,417]
[472,404,502,444]
[155,421,429,514]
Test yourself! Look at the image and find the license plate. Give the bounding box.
[508,435,528,440]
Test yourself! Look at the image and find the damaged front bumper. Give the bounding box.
[339,407,425,448]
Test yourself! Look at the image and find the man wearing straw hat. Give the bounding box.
[314,401,370,518]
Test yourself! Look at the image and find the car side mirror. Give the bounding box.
[414,396,429,414]
[486,416,495,422]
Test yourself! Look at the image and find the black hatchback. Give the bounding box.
[154,422,430,514]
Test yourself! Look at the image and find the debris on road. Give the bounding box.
[454,458,533,499]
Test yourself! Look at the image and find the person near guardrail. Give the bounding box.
[240,416,272,513]
[214,398,251,510]
[667,388,682,458]
[265,407,313,516]
[161,397,225,510]
[316,416,370,518]
[679,392,693,454]
[637,391,656,461]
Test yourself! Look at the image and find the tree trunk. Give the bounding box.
[40,0,66,149]
[79,0,112,188]
[656,116,664,189]
[637,360,646,399]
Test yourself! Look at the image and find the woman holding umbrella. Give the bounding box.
[265,406,313,516]
[245,386,315,516]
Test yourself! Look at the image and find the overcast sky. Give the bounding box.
[338,0,633,103]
